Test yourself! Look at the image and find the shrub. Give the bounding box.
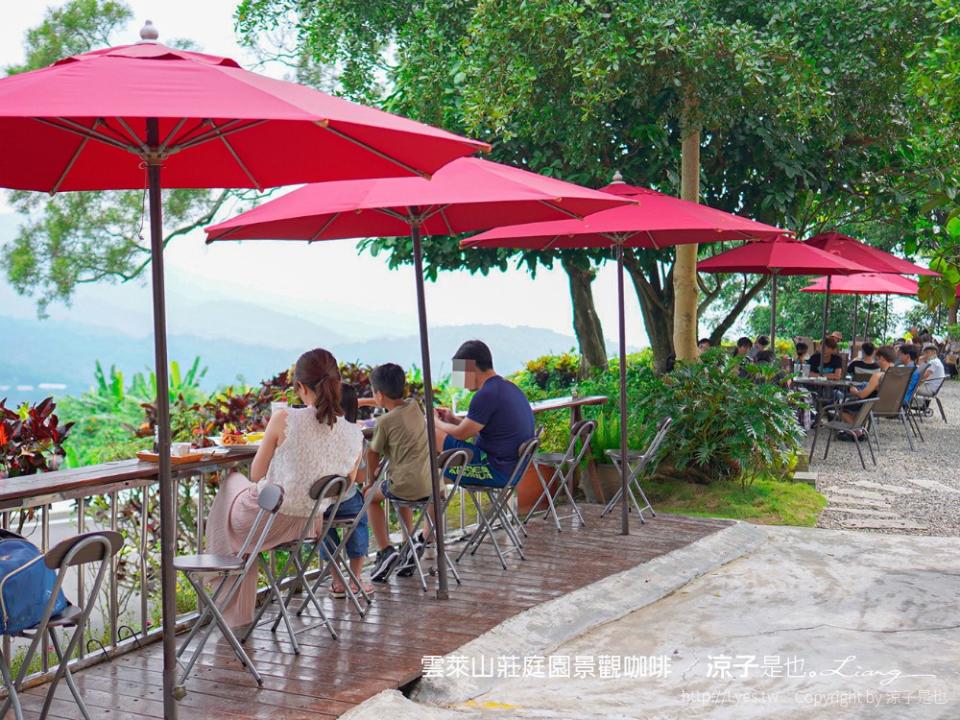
[0,397,73,477]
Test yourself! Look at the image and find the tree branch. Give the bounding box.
[707,275,769,346]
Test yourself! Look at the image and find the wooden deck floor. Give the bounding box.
[22,509,731,719]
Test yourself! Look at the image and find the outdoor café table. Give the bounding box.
[530,395,608,501]
[792,376,856,430]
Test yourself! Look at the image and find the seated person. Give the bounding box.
[794,341,809,366]
[748,335,770,360]
[898,344,921,404]
[917,343,946,397]
[697,338,712,355]
[204,348,363,628]
[847,341,880,375]
[363,364,433,583]
[434,340,535,488]
[320,382,373,598]
[732,336,753,360]
[808,336,843,379]
[842,346,896,423]
[754,349,775,365]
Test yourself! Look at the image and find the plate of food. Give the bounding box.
[207,429,265,448]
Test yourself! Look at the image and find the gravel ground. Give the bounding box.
[813,378,960,536]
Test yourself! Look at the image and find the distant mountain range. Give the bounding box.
[0,314,580,406]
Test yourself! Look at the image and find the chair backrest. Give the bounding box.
[872,366,913,416]
[438,447,473,497]
[236,484,285,559]
[642,417,672,464]
[45,530,123,570]
[507,429,542,488]
[564,419,597,468]
[258,483,285,513]
[853,367,880,381]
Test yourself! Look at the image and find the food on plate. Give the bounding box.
[220,428,247,446]
[245,431,265,443]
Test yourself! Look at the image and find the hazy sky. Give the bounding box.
[1,0,654,346]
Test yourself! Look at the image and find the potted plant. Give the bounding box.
[584,411,624,503]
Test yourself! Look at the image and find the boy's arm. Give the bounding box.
[364,448,382,489]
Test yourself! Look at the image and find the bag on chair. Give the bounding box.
[0,529,68,635]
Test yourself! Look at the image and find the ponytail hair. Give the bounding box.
[294,349,343,427]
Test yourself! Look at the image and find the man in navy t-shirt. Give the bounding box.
[434,340,535,487]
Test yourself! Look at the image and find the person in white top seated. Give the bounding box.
[205,348,363,628]
[918,343,946,397]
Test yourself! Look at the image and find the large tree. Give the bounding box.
[237,0,942,369]
[0,0,252,316]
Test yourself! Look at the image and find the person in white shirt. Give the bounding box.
[918,343,946,396]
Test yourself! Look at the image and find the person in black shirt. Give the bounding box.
[808,337,843,379]
[847,341,880,375]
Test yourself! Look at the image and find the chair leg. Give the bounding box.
[864,429,877,465]
[259,557,300,654]
[522,464,554,525]
[937,397,947,423]
[900,413,916,451]
[44,628,91,720]
[823,430,833,460]
[852,435,866,470]
[809,423,820,459]
[398,517,428,592]
[0,647,24,720]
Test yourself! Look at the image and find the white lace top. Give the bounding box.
[258,407,363,517]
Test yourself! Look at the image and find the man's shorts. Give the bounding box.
[442,437,511,488]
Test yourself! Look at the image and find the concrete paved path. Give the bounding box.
[345,526,959,719]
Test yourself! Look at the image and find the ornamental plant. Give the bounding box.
[0,397,73,478]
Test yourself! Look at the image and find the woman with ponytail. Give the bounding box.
[205,348,364,628]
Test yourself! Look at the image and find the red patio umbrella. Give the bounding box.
[206,156,629,585]
[0,23,487,715]
[805,232,938,339]
[801,273,919,340]
[463,178,787,534]
[697,237,870,350]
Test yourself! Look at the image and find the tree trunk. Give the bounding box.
[707,276,770,347]
[949,297,959,326]
[624,250,674,372]
[562,256,608,372]
[673,100,700,362]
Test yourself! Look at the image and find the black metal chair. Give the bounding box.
[601,418,672,522]
[868,366,921,452]
[525,420,595,531]
[0,530,123,720]
[175,483,285,687]
[815,398,878,469]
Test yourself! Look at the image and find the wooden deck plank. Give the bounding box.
[49,509,730,719]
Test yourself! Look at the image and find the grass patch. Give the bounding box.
[644,476,826,527]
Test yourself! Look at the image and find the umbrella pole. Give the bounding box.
[146,119,179,719]
[410,225,449,599]
[821,275,832,340]
[852,294,859,347]
[617,244,629,536]
[770,271,778,351]
[865,295,873,340]
[884,295,889,340]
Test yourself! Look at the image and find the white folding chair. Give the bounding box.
[456,433,541,570]
[390,448,472,591]
[242,475,349,650]
[525,420,595,531]
[175,483,284,687]
[0,531,122,720]
[601,418,672,522]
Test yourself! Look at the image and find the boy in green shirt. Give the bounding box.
[363,363,432,582]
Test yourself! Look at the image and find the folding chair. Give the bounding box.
[297,473,381,621]
[601,418,672,522]
[175,483,284,687]
[524,420,595,531]
[814,397,878,469]
[455,432,541,570]
[0,531,122,720]
[390,448,472,591]
[912,378,948,423]
[241,475,349,651]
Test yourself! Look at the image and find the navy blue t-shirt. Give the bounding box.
[466,375,535,476]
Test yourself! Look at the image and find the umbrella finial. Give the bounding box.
[611,170,625,184]
[139,20,159,42]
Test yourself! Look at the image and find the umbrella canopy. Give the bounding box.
[805,232,938,277]
[0,37,487,191]
[0,23,488,717]
[206,156,629,592]
[697,237,870,276]
[205,157,630,241]
[463,182,785,250]
[800,273,919,296]
[462,177,788,535]
[698,237,870,349]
